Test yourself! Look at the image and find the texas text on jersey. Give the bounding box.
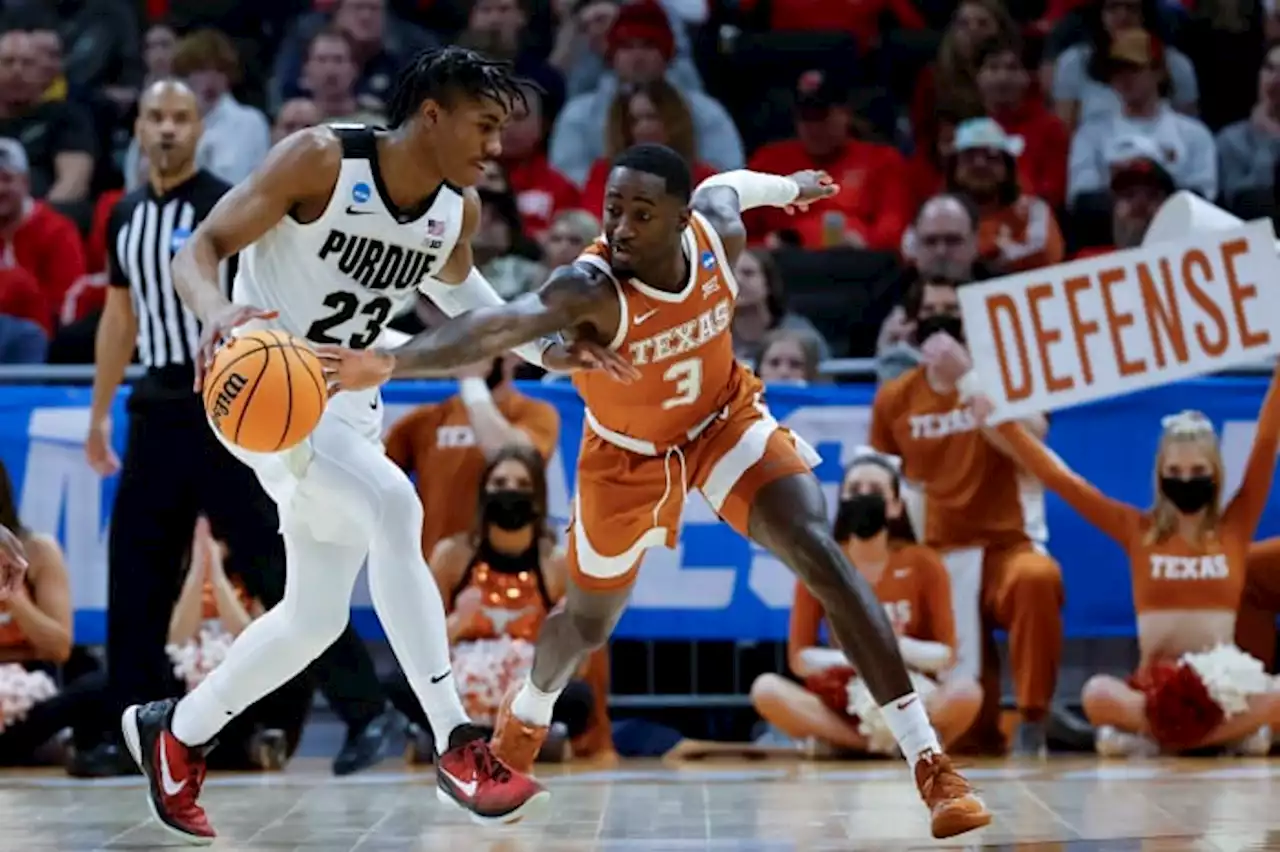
[233,126,464,351]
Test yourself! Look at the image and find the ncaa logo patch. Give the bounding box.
[700,250,716,270]
[170,227,191,253]
[352,182,371,204]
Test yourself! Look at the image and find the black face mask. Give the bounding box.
[1160,476,1217,514]
[834,493,889,541]
[485,358,505,390]
[483,489,537,531]
[914,315,965,347]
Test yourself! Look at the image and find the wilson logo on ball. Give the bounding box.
[210,372,249,422]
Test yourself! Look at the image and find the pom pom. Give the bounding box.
[167,621,237,691]
[451,636,535,725]
[1135,660,1223,751]
[803,666,856,716]
[1181,644,1272,716]
[846,671,937,756]
[0,664,57,730]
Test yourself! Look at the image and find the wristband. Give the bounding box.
[458,377,491,405]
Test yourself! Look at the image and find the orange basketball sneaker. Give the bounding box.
[490,685,549,774]
[914,751,992,838]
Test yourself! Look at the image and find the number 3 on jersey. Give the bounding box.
[662,357,702,410]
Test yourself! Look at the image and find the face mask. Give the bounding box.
[483,489,537,531]
[485,358,505,390]
[1159,476,1217,514]
[834,493,889,541]
[914,314,964,347]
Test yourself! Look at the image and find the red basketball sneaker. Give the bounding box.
[435,725,550,825]
[122,699,215,845]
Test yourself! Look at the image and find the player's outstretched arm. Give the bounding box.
[388,264,610,376]
[690,169,839,264]
[173,128,339,387]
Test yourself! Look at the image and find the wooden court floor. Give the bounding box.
[2,757,1279,851]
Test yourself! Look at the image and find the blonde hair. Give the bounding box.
[1144,410,1224,546]
[605,80,696,162]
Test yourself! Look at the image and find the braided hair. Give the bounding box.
[386,46,535,129]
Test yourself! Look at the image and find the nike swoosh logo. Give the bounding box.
[370,397,379,410]
[634,309,659,325]
[346,206,375,215]
[896,695,918,711]
[430,669,452,684]
[440,766,477,797]
[159,737,186,796]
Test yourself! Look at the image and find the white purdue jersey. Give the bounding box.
[232,126,465,441]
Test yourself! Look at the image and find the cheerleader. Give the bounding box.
[927,333,1280,756]
[751,450,983,755]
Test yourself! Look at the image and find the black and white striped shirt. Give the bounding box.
[108,170,232,394]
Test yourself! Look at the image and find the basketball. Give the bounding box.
[203,330,327,453]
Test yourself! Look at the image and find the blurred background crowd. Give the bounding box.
[0,0,1278,777]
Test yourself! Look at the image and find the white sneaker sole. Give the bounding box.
[435,784,552,826]
[121,705,214,847]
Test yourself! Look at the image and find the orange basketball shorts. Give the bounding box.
[566,396,819,591]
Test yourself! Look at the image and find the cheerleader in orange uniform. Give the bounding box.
[932,335,1280,756]
[751,450,982,754]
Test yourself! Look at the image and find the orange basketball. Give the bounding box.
[203,330,327,453]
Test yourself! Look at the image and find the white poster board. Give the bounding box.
[957,219,1280,422]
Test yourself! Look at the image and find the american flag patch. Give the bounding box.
[426,219,445,236]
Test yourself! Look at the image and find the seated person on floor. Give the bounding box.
[752,449,982,756]
[167,516,312,770]
[927,334,1280,757]
[384,446,613,764]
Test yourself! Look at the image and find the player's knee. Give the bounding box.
[281,592,351,650]
[1080,675,1123,724]
[749,673,788,713]
[373,470,423,539]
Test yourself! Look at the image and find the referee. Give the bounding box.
[80,80,390,777]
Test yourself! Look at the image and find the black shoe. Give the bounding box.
[121,699,215,845]
[333,708,392,776]
[250,728,289,771]
[1046,704,1096,752]
[404,723,435,766]
[66,742,139,778]
[1010,720,1048,758]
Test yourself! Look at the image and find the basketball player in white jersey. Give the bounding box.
[121,49,625,844]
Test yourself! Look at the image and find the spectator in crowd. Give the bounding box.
[0,456,110,767]
[748,70,913,251]
[540,208,599,267]
[735,0,924,56]
[911,0,1020,153]
[389,446,612,765]
[53,184,123,345]
[0,139,87,335]
[751,452,981,757]
[499,85,580,239]
[580,79,716,216]
[272,0,440,111]
[730,247,830,365]
[300,27,387,126]
[272,98,322,145]
[166,517,312,771]
[1050,0,1198,129]
[474,161,548,299]
[549,0,703,99]
[975,36,1070,208]
[1073,135,1175,258]
[549,0,742,186]
[386,355,560,563]
[870,276,1064,756]
[456,0,565,116]
[5,0,143,97]
[125,29,271,191]
[1066,30,1216,205]
[756,327,824,386]
[0,31,95,204]
[0,279,47,364]
[874,274,955,386]
[142,21,177,87]
[947,118,1065,273]
[1216,43,1280,205]
[907,107,968,207]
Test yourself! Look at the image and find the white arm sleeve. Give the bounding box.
[797,647,849,673]
[694,170,800,210]
[417,268,553,369]
[897,636,953,675]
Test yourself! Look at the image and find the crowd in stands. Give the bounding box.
[0,0,1275,370]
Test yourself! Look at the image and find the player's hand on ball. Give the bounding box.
[196,303,279,391]
[0,525,27,600]
[315,345,395,395]
[543,340,640,383]
[784,170,839,214]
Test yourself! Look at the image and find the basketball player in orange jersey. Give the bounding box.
[321,143,993,839]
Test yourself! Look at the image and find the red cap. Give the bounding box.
[606,0,675,63]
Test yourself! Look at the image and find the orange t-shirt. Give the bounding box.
[385,392,560,560]
[992,375,1280,612]
[572,211,747,447]
[870,366,1044,549]
[788,544,956,658]
[977,195,1065,274]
